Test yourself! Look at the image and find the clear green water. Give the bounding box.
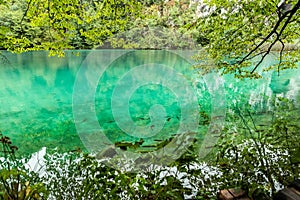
[0,50,299,155]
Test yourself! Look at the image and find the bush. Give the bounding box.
[216,96,300,197]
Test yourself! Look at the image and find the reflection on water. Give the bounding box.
[0,50,299,154]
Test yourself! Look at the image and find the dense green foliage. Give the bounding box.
[108,0,200,49]
[0,0,141,55]
[0,132,47,199]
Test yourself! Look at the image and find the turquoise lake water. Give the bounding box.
[0,50,299,155]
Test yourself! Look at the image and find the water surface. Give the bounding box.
[0,50,299,154]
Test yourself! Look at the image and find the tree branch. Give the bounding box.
[278,38,285,75]
[20,0,32,32]
[236,0,300,74]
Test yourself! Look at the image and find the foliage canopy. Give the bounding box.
[195,0,300,78]
[0,0,141,55]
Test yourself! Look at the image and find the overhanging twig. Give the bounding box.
[235,0,300,74]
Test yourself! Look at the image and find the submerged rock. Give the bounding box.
[96,145,117,159]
